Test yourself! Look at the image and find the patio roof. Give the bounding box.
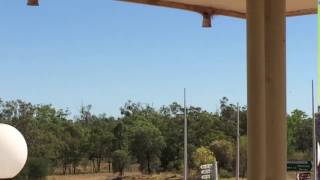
[117,0,317,18]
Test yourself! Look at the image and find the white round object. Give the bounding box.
[0,123,28,178]
[318,142,320,166]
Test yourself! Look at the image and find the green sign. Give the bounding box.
[287,161,312,171]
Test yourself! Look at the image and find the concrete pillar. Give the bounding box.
[247,0,286,179]
[247,0,266,179]
[265,0,287,179]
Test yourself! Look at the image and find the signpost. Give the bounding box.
[200,164,213,170]
[200,162,218,180]
[287,161,313,172]
[287,161,313,180]
[297,172,312,180]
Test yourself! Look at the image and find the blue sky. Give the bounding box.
[0,1,317,117]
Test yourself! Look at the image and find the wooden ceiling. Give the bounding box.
[118,0,317,18]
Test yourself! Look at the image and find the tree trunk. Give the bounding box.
[92,159,96,173]
[63,161,67,175]
[147,154,151,174]
[108,159,111,173]
[97,156,101,172]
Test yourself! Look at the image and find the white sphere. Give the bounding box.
[318,142,320,166]
[0,123,28,178]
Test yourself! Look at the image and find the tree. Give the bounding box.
[209,139,235,173]
[113,121,126,150]
[25,157,49,180]
[112,150,129,176]
[239,136,247,178]
[1,97,312,178]
[288,109,312,157]
[87,119,114,173]
[59,122,84,174]
[192,147,215,167]
[129,120,166,174]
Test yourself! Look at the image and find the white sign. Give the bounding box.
[200,164,213,170]
[297,172,311,180]
[201,169,211,175]
[200,162,218,180]
[201,174,211,179]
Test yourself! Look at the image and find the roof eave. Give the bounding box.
[117,0,317,19]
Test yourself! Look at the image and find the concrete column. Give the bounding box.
[265,0,287,179]
[247,0,266,179]
[247,0,286,179]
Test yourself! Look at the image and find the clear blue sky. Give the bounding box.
[0,1,317,117]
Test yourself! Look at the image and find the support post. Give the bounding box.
[184,88,188,180]
[265,0,286,179]
[312,80,317,180]
[247,0,286,179]
[236,103,240,180]
[247,0,266,179]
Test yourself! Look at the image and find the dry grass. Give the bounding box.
[47,172,309,180]
[47,172,182,180]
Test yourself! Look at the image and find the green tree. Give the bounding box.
[288,109,312,158]
[87,119,114,172]
[192,146,215,167]
[209,139,235,173]
[239,136,247,178]
[25,157,49,180]
[112,150,129,176]
[129,120,166,174]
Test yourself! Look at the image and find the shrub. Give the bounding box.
[27,157,49,179]
[112,150,129,176]
[15,157,49,180]
[219,168,233,178]
[192,147,215,167]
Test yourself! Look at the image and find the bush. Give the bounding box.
[219,168,233,178]
[288,151,312,161]
[27,157,49,179]
[209,140,234,172]
[112,150,129,176]
[192,147,215,167]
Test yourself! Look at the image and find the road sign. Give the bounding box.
[287,161,312,171]
[200,162,218,180]
[201,169,212,175]
[200,164,213,170]
[201,175,211,179]
[297,172,311,180]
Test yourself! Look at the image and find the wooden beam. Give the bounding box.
[27,0,39,6]
[117,0,317,18]
[117,0,246,18]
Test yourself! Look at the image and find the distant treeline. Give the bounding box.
[0,97,313,179]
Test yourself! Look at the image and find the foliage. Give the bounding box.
[0,97,311,178]
[239,136,247,178]
[287,109,313,160]
[25,157,49,179]
[209,139,234,172]
[112,150,129,176]
[128,120,166,174]
[192,147,215,167]
[219,168,233,178]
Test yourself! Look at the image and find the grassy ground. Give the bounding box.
[48,172,182,180]
[47,172,305,180]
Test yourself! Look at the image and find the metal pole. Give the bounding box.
[312,80,317,180]
[184,88,188,180]
[215,161,219,180]
[236,103,240,180]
